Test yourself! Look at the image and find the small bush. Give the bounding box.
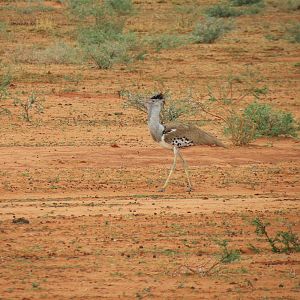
[14,92,43,122]
[252,217,300,253]
[14,42,83,65]
[122,90,199,122]
[77,24,135,46]
[192,17,233,43]
[224,113,257,146]
[229,0,262,6]
[0,21,7,35]
[271,0,300,11]
[205,4,242,18]
[105,0,134,15]
[16,5,55,14]
[215,240,241,263]
[85,41,130,69]
[68,0,97,17]
[244,102,298,137]
[285,23,300,43]
[0,72,11,99]
[144,34,188,52]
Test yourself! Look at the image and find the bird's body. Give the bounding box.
[146,93,225,191]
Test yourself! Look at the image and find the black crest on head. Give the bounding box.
[151,93,164,100]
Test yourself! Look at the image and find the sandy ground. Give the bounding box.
[0,1,300,299]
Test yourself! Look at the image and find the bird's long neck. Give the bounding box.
[147,104,164,142]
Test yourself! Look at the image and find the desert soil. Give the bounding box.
[0,1,299,299]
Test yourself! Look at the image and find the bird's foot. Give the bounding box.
[186,186,193,193]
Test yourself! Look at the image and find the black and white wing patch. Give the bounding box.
[171,136,194,148]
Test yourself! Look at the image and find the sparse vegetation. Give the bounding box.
[144,34,188,52]
[270,0,300,11]
[224,113,257,145]
[229,0,263,5]
[14,92,43,122]
[201,71,298,145]
[121,89,199,122]
[0,72,11,100]
[192,17,233,43]
[0,21,7,36]
[104,0,134,15]
[285,22,300,43]
[215,239,241,263]
[0,71,12,116]
[205,3,242,18]
[73,0,137,69]
[179,239,241,276]
[252,217,300,253]
[244,102,298,137]
[14,42,83,65]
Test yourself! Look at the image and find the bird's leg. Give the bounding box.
[177,150,193,192]
[159,147,178,192]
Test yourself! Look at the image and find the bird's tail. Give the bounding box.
[215,139,227,148]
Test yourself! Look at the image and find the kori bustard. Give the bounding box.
[146,93,225,192]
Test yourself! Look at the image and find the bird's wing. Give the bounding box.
[163,123,225,147]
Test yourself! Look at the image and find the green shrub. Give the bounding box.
[252,217,300,254]
[144,34,189,52]
[105,0,134,15]
[122,90,199,122]
[229,0,262,6]
[68,0,98,17]
[215,240,241,263]
[244,102,298,137]
[14,42,83,65]
[271,0,300,11]
[73,0,137,69]
[224,113,257,146]
[205,4,242,18]
[16,5,55,14]
[0,21,7,34]
[0,72,12,100]
[14,92,43,122]
[85,41,130,69]
[192,17,233,43]
[285,23,300,43]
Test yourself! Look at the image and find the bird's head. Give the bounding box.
[145,93,165,111]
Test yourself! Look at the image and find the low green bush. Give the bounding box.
[205,4,242,18]
[104,0,134,15]
[192,17,233,43]
[244,102,298,137]
[229,0,262,6]
[285,23,300,43]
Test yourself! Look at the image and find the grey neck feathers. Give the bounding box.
[147,104,164,142]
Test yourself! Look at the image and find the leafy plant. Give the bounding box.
[85,41,130,69]
[105,0,134,15]
[224,113,257,145]
[205,3,242,18]
[0,72,12,100]
[121,90,199,122]
[252,217,300,253]
[14,92,43,122]
[199,70,298,145]
[285,23,300,43]
[270,0,300,11]
[144,34,188,52]
[14,42,83,65]
[74,1,137,69]
[215,239,241,263]
[244,102,298,137]
[229,0,263,5]
[192,17,233,43]
[177,239,240,276]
